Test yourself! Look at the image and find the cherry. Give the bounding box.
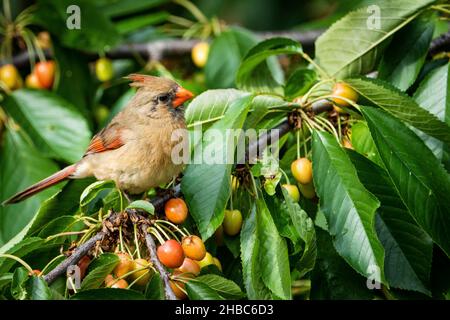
[157,239,185,268]
[130,258,152,286]
[113,252,133,278]
[95,57,114,82]
[25,72,44,89]
[291,158,313,185]
[105,274,115,287]
[191,42,209,68]
[177,257,200,276]
[29,269,41,276]
[0,64,20,90]
[331,83,358,107]
[104,274,128,288]
[36,31,51,50]
[281,184,300,202]
[170,279,187,299]
[223,209,242,236]
[181,235,206,261]
[35,61,55,89]
[342,137,353,149]
[77,255,91,279]
[196,252,214,269]
[165,198,188,224]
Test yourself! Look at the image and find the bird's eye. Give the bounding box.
[158,94,169,103]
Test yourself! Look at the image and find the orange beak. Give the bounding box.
[173,87,194,108]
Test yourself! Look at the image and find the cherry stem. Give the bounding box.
[229,175,234,211]
[149,227,165,245]
[133,223,142,260]
[40,254,64,276]
[155,220,188,238]
[119,226,125,253]
[127,269,150,289]
[45,231,87,241]
[156,223,180,242]
[154,223,171,241]
[0,254,34,274]
[302,79,335,103]
[300,52,331,79]
[279,168,291,185]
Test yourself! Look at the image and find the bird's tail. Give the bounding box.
[2,164,77,205]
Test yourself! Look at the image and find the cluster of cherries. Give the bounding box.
[0,60,55,91]
[282,82,359,201]
[99,198,221,299]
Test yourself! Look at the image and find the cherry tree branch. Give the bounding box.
[5,30,323,68]
[141,224,177,300]
[43,231,105,284]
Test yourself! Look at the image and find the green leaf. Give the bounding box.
[205,27,259,89]
[0,179,93,254]
[3,89,91,163]
[195,275,244,299]
[182,94,253,240]
[378,14,435,91]
[361,107,450,256]
[284,68,317,99]
[126,200,154,215]
[236,38,302,94]
[0,273,13,290]
[346,77,450,145]
[312,131,385,283]
[413,63,450,169]
[310,229,374,300]
[99,0,168,18]
[350,121,383,166]
[256,195,291,300]
[348,150,433,295]
[71,288,145,300]
[53,42,94,120]
[244,94,286,129]
[26,276,52,300]
[81,253,119,290]
[281,189,317,278]
[240,205,272,300]
[315,0,435,78]
[0,238,44,274]
[185,281,225,300]
[37,216,78,239]
[34,0,121,53]
[185,89,247,127]
[115,12,168,34]
[0,128,59,246]
[144,273,164,300]
[80,180,116,208]
[11,267,29,300]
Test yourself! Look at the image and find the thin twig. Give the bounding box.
[43,231,105,284]
[2,30,324,68]
[141,224,177,300]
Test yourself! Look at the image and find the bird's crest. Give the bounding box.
[126,74,176,91]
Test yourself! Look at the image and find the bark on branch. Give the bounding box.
[6,30,323,68]
[43,231,105,284]
[141,224,177,300]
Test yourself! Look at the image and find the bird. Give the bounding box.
[2,74,194,205]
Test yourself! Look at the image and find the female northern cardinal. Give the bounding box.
[3,74,194,205]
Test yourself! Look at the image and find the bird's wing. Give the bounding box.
[84,122,125,156]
